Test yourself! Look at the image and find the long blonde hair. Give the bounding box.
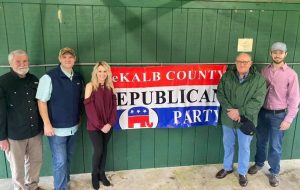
[90,61,114,91]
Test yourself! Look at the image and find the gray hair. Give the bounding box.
[236,52,252,61]
[8,50,28,65]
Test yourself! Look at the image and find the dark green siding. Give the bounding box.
[1,0,300,178]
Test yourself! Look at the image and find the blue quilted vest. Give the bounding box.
[47,66,83,128]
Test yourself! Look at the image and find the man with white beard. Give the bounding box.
[0,50,43,190]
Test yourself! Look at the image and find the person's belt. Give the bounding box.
[262,107,286,114]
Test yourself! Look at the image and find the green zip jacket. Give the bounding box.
[217,65,267,128]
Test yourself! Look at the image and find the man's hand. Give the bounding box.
[44,124,55,136]
[280,121,291,130]
[0,140,9,151]
[101,124,111,134]
[227,108,240,122]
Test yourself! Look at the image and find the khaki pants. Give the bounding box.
[5,133,43,190]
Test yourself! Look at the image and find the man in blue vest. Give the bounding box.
[36,47,84,190]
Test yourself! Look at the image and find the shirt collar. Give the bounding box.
[10,68,28,79]
[59,65,73,79]
[236,71,249,81]
[281,63,288,70]
[269,63,288,71]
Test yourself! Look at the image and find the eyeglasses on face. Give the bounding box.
[236,60,251,65]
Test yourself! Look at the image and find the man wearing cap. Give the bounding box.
[36,47,84,190]
[248,42,300,187]
[216,53,266,187]
[0,50,43,190]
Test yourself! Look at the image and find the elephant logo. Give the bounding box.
[128,107,153,128]
[118,106,158,129]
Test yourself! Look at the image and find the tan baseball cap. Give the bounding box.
[59,47,76,57]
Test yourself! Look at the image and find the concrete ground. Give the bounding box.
[1,160,300,190]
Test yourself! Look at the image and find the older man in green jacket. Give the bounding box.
[215,53,266,187]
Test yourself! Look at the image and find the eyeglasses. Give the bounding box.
[236,60,251,65]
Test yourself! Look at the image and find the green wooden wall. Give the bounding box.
[1,0,300,178]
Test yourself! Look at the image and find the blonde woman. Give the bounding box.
[84,61,117,190]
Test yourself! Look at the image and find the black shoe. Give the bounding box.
[269,175,279,187]
[239,174,248,187]
[248,164,261,175]
[91,174,100,190]
[216,169,233,179]
[99,172,111,186]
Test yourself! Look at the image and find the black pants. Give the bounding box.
[88,129,112,175]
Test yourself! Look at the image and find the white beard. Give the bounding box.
[15,67,29,76]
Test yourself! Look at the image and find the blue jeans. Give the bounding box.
[48,135,77,190]
[222,125,253,175]
[254,109,285,175]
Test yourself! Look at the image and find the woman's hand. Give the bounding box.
[101,124,112,133]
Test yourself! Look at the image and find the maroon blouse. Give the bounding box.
[84,86,117,131]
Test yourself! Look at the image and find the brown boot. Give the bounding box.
[239,174,248,187]
[269,175,279,187]
[248,164,261,175]
[216,169,233,179]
